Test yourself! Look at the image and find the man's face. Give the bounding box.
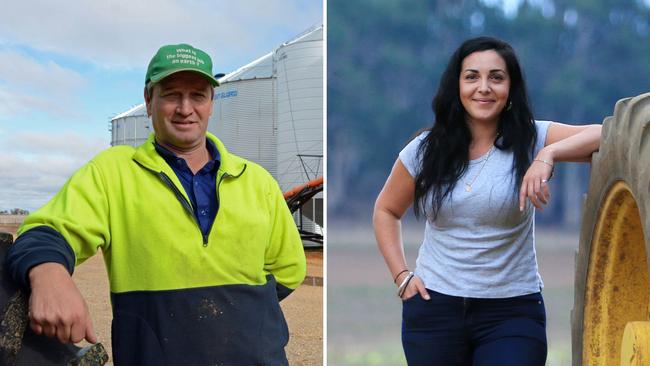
[145,71,214,151]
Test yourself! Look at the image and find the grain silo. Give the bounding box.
[274,26,323,193]
[110,104,150,147]
[209,52,276,176]
[210,25,323,243]
[273,26,323,242]
[211,24,323,191]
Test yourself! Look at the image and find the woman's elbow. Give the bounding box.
[373,198,400,225]
[592,124,603,151]
[592,123,602,135]
[373,198,387,226]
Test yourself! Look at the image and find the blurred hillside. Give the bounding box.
[328,0,650,226]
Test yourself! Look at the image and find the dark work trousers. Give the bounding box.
[402,289,547,366]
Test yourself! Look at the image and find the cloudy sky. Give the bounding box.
[0,0,322,211]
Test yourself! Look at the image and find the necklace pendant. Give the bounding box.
[465,184,471,192]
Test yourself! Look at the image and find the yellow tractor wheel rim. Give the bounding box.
[583,181,648,365]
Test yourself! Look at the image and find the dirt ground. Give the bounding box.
[1,225,323,365]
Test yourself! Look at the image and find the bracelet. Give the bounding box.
[534,158,553,167]
[534,159,555,180]
[398,274,414,298]
[393,269,409,283]
[397,272,414,297]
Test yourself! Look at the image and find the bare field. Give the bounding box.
[328,222,577,366]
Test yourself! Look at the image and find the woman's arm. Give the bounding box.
[373,159,430,300]
[542,122,602,162]
[519,122,602,211]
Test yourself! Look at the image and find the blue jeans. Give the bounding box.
[402,289,547,366]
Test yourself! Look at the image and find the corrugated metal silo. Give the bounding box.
[275,26,323,193]
[210,53,277,176]
[274,26,324,241]
[110,104,151,147]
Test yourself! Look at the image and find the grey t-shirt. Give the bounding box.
[399,120,551,298]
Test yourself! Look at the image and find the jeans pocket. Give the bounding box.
[402,290,464,334]
[512,292,546,323]
[402,293,422,304]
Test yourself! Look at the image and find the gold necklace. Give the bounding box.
[464,146,495,192]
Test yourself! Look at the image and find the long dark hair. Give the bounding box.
[414,36,536,219]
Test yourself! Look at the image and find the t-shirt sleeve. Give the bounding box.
[398,131,428,178]
[534,120,552,156]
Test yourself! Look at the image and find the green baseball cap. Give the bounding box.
[145,44,219,87]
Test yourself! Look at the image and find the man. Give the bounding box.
[6,44,306,365]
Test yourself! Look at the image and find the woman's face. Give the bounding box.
[459,50,510,127]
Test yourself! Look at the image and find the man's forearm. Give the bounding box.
[6,226,75,287]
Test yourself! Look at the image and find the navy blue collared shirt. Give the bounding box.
[154,139,221,238]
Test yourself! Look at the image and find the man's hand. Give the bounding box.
[28,263,97,344]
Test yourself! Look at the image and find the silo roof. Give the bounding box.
[111,103,147,120]
[217,52,273,83]
[282,24,323,46]
[217,23,323,84]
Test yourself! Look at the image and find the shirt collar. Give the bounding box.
[154,138,221,171]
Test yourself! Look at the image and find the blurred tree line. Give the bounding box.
[0,209,29,215]
[328,0,650,226]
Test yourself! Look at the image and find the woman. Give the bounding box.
[373,37,601,365]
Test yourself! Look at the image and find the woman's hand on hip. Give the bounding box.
[399,275,430,301]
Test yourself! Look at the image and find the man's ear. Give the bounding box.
[144,86,152,117]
